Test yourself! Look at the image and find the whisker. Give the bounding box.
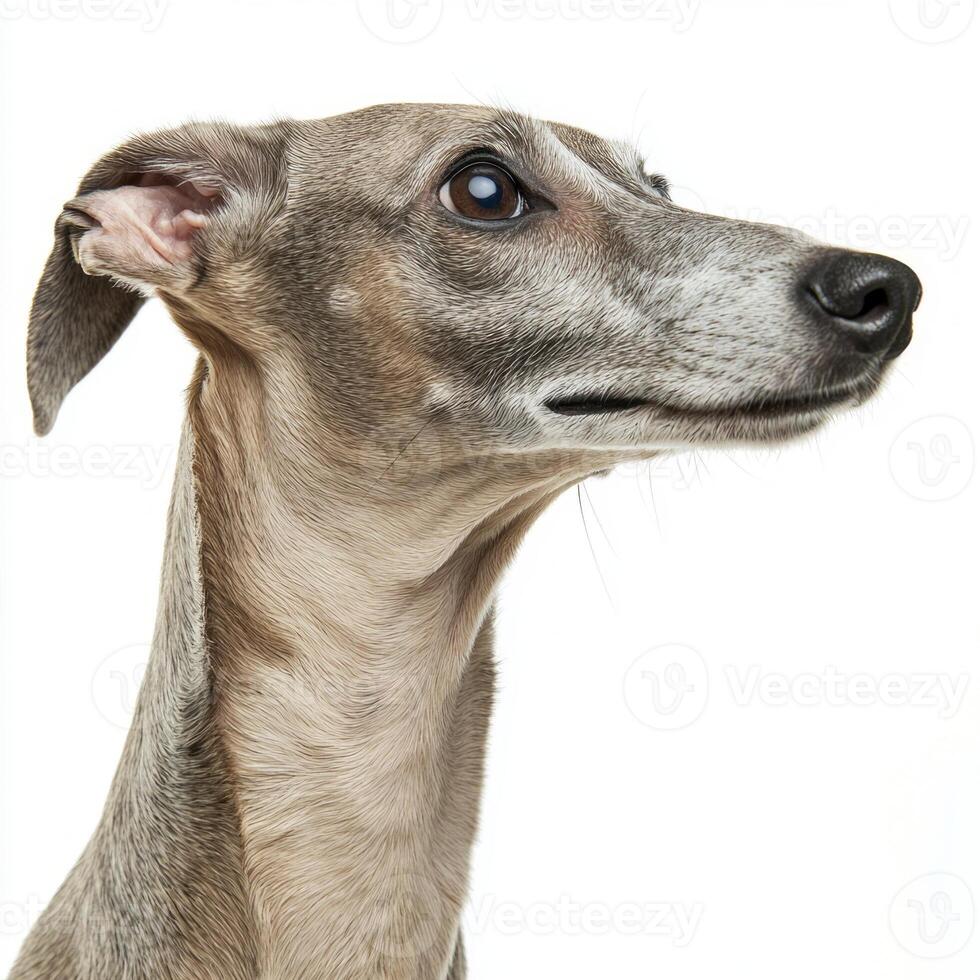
[578,484,615,608]
[583,482,617,558]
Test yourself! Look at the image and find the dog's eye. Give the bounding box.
[439,163,525,221]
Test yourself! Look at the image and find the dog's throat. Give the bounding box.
[186,392,578,978]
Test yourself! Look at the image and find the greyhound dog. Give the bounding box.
[13,103,920,979]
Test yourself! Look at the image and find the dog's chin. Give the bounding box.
[680,400,853,446]
[665,375,883,445]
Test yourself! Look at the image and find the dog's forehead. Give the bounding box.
[294,103,642,191]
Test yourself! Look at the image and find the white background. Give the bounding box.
[1,1,978,977]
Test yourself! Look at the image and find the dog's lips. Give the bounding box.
[684,387,861,420]
[544,385,866,420]
[544,395,649,416]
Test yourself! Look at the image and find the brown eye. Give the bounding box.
[439,162,524,221]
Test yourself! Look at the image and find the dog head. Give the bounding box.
[28,104,921,474]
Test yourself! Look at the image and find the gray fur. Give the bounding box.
[13,104,914,979]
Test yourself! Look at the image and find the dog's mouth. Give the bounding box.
[544,386,863,419]
[544,394,650,416]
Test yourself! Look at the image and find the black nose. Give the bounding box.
[805,250,922,359]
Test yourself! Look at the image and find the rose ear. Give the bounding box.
[27,121,286,435]
[67,175,220,293]
[28,176,221,436]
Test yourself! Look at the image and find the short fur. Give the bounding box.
[13,104,914,979]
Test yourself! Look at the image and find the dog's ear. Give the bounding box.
[27,122,287,435]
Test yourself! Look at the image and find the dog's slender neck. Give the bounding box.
[180,351,589,978]
[14,331,620,980]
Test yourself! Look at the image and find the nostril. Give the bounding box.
[808,268,893,322]
[855,287,889,321]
